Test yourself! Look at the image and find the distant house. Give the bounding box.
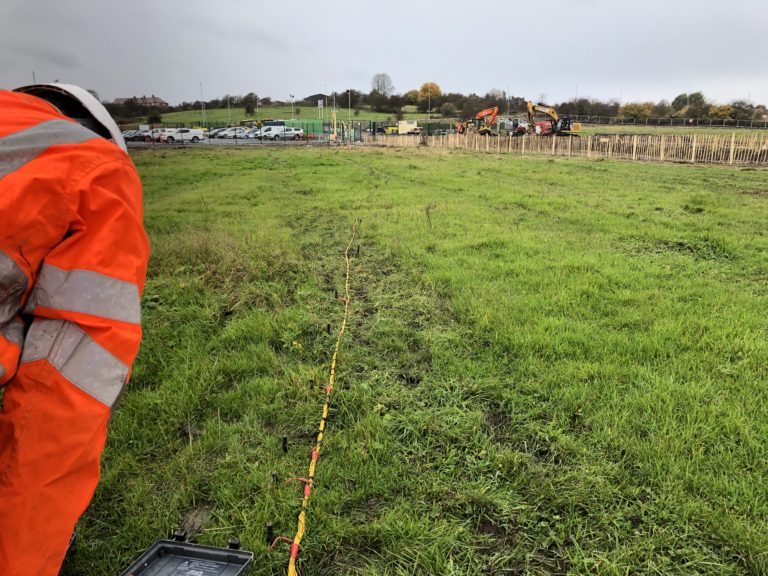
[113,95,169,107]
[303,93,326,105]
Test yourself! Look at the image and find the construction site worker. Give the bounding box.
[0,84,149,575]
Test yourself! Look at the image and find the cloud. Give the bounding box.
[9,43,79,70]
[1,0,766,105]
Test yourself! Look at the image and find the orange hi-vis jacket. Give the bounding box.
[0,90,149,575]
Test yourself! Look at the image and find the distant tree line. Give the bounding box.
[105,73,767,123]
[104,98,171,121]
[557,91,767,121]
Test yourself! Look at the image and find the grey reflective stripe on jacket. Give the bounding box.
[0,250,28,324]
[21,319,129,407]
[2,320,24,348]
[24,263,141,325]
[0,119,97,180]
[0,320,25,380]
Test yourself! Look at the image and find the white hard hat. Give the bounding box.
[14,83,127,152]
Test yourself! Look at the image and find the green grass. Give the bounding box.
[66,147,768,575]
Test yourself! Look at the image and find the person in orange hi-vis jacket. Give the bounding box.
[0,84,149,575]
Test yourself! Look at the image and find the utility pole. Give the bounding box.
[348,89,351,125]
[227,96,231,124]
[199,82,206,126]
[32,70,36,83]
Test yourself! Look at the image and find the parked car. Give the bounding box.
[217,127,248,139]
[162,128,205,143]
[132,129,151,141]
[278,127,304,141]
[259,125,285,140]
[121,129,138,140]
[150,128,177,142]
[225,127,248,139]
[241,129,261,139]
[207,128,228,138]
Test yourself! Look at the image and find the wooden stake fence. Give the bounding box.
[363,133,768,166]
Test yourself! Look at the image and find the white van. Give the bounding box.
[259,125,285,140]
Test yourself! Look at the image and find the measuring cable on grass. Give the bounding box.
[277,220,359,576]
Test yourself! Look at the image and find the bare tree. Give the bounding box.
[371,73,394,98]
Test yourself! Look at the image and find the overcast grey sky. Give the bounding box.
[2,0,766,106]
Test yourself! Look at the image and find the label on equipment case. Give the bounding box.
[170,559,226,576]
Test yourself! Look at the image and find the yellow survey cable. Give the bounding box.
[286,221,358,576]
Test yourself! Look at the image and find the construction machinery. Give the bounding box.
[456,106,499,135]
[526,101,581,136]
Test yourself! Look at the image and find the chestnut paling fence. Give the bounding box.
[363,133,768,166]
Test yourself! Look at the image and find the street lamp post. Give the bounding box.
[290,94,294,120]
[199,82,206,126]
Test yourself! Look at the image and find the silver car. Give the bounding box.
[279,127,304,141]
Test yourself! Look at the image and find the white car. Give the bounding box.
[258,126,283,140]
[278,127,304,141]
[219,127,248,139]
[150,127,176,142]
[162,128,205,143]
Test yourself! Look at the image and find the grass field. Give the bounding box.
[157,105,432,126]
[65,147,767,575]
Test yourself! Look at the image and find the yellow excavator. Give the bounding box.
[456,106,499,135]
[526,101,581,136]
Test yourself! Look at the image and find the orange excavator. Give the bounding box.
[456,106,499,135]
